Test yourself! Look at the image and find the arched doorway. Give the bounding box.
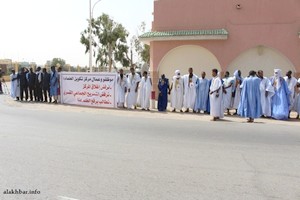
[157,45,221,80]
[227,46,296,78]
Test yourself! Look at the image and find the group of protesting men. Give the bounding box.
[117,67,300,122]
[8,66,61,104]
[5,65,300,122]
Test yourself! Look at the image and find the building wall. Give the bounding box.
[227,46,295,77]
[0,59,12,75]
[157,45,221,80]
[153,0,300,31]
[150,0,300,84]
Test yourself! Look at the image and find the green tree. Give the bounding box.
[80,13,129,72]
[51,58,66,68]
[128,22,150,67]
[141,44,150,64]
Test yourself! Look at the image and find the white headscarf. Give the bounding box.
[274,69,282,90]
[174,70,181,78]
[274,69,282,78]
[233,70,242,81]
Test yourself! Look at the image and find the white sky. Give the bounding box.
[0,0,153,66]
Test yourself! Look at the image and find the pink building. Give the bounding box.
[140,0,300,91]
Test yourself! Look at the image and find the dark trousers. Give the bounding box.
[0,81,2,93]
[28,86,35,101]
[20,85,28,101]
[43,88,50,102]
[35,86,43,102]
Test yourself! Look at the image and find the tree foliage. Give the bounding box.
[51,58,66,68]
[127,22,150,67]
[141,44,150,64]
[80,13,129,72]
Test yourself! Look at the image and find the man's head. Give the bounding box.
[119,69,124,75]
[212,69,218,77]
[274,69,282,78]
[234,70,242,79]
[175,70,180,78]
[161,74,165,79]
[224,71,230,78]
[257,70,263,78]
[286,70,292,78]
[188,67,193,75]
[238,70,241,77]
[57,67,62,72]
[201,71,206,79]
[29,67,33,73]
[130,67,135,74]
[51,66,56,72]
[249,70,256,77]
[36,67,41,72]
[11,69,15,74]
[143,71,148,77]
[42,68,46,73]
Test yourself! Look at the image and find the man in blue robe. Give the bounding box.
[206,79,212,114]
[157,74,169,111]
[50,66,59,104]
[232,70,243,115]
[238,71,262,123]
[194,71,210,113]
[270,69,290,120]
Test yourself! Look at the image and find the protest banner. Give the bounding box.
[60,72,117,108]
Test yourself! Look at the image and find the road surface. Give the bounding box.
[0,94,300,200]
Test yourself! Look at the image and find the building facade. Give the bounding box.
[0,59,13,75]
[140,0,300,92]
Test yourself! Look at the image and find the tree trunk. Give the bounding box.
[108,45,113,72]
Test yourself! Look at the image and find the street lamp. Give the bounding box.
[89,0,102,72]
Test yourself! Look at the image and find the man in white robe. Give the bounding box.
[10,69,20,100]
[183,67,198,112]
[222,71,234,115]
[209,69,224,121]
[257,70,274,118]
[170,70,184,112]
[117,69,127,108]
[284,70,298,118]
[126,67,141,109]
[138,71,152,111]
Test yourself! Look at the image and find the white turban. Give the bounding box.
[233,70,242,81]
[175,70,180,78]
[274,69,282,78]
[274,69,282,89]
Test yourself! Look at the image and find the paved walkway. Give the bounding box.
[1,93,299,127]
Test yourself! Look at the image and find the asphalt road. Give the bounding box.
[0,94,300,200]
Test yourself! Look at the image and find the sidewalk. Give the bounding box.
[1,92,300,127]
[2,81,299,126]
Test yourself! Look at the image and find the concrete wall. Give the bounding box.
[149,0,300,92]
[227,46,296,77]
[158,45,221,80]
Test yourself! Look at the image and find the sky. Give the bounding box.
[0,0,153,66]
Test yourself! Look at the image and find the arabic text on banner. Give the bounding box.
[60,72,117,108]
